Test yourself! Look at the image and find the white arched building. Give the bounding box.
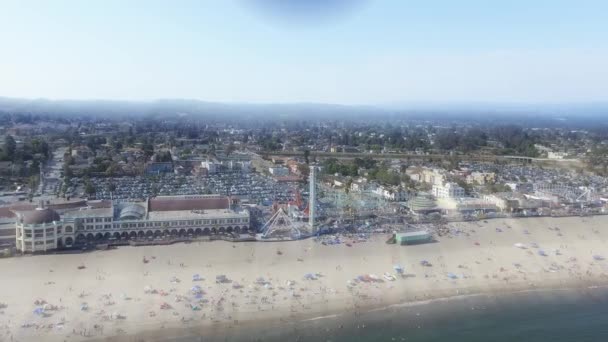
[13,195,250,253]
[14,207,64,252]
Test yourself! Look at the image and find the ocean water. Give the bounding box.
[168,287,608,342]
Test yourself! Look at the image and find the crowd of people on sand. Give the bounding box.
[2,218,607,341]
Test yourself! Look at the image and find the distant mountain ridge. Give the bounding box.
[0,97,606,127]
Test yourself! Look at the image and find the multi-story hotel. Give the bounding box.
[12,195,250,253]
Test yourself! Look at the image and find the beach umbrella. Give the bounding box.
[447,273,458,279]
[33,307,44,315]
[514,243,527,249]
[538,250,548,257]
[593,255,605,261]
[393,265,404,274]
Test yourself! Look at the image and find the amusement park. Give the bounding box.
[258,166,407,241]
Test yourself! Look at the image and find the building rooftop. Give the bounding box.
[408,194,438,211]
[396,230,430,238]
[14,208,60,225]
[147,208,248,221]
[63,207,113,219]
[149,195,230,212]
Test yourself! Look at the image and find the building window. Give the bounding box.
[105,224,111,229]
[86,225,93,230]
[86,218,93,223]
[95,218,102,223]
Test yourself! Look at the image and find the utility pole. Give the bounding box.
[309,166,316,234]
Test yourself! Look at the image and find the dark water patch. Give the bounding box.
[158,288,608,342]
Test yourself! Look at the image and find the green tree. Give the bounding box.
[4,135,16,160]
[29,159,40,176]
[85,181,96,197]
[345,178,353,194]
[297,163,310,176]
[225,142,236,155]
[586,147,608,175]
[28,175,39,193]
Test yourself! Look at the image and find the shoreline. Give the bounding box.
[2,216,608,341]
[101,280,608,342]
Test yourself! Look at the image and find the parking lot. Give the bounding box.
[74,173,302,204]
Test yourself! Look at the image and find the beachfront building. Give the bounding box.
[14,207,62,253]
[371,185,409,202]
[407,193,441,216]
[406,167,445,185]
[432,182,465,199]
[13,195,251,253]
[0,208,16,249]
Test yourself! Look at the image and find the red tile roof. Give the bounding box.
[0,207,17,219]
[149,196,230,212]
[88,200,113,209]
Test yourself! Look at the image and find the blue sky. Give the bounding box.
[0,0,607,104]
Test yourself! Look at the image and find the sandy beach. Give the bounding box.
[2,215,608,342]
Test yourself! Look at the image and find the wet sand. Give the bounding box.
[2,216,608,341]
